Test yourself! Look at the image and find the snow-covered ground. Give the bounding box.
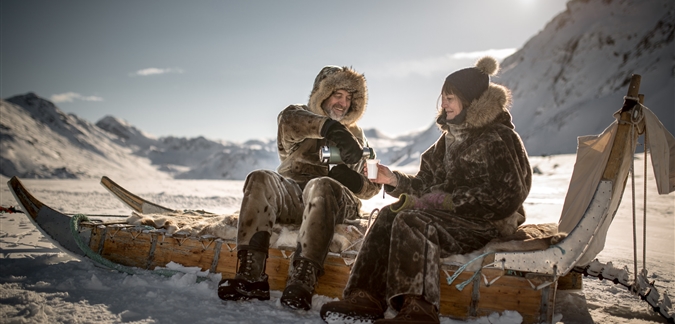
[1,153,673,324]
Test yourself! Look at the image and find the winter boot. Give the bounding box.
[374,295,439,324]
[280,257,321,310]
[217,249,270,301]
[320,289,386,322]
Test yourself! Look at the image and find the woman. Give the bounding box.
[320,56,532,324]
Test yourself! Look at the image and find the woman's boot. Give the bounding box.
[374,295,439,324]
[320,289,386,322]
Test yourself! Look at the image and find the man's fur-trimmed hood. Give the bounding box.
[307,66,367,127]
[436,82,513,131]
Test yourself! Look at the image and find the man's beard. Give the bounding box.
[323,105,346,121]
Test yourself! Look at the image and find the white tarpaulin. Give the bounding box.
[643,107,675,194]
[557,105,674,267]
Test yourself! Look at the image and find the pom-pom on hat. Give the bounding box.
[444,56,499,104]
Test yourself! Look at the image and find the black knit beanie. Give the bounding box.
[444,56,499,104]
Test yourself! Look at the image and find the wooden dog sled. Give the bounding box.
[7,74,672,323]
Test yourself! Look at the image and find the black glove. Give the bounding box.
[328,164,364,193]
[321,119,363,164]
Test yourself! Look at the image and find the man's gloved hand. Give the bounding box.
[328,164,364,193]
[321,119,363,164]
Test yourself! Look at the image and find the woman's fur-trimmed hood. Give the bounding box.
[307,66,367,127]
[437,82,513,131]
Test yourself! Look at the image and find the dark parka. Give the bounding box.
[343,79,532,311]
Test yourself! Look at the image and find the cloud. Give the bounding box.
[132,67,184,77]
[372,48,517,78]
[50,92,103,103]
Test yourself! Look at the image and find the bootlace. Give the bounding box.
[397,296,435,320]
[291,259,318,288]
[237,250,265,281]
[348,290,385,310]
[242,251,254,276]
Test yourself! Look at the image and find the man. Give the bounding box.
[218,66,381,311]
[320,57,532,323]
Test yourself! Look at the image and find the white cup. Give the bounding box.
[366,159,379,179]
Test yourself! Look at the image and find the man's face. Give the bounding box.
[441,91,463,121]
[322,89,352,121]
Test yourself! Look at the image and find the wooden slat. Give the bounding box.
[99,228,154,268]
[151,235,219,270]
[439,270,476,317]
[558,271,583,290]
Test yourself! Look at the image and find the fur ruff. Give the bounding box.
[438,82,513,131]
[307,66,367,127]
[127,211,365,253]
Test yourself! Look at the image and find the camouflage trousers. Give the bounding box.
[236,170,362,267]
[343,207,499,310]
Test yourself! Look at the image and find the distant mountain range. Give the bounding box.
[1,0,672,180]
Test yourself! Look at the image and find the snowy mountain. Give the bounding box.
[95,115,160,152]
[497,0,674,155]
[0,94,285,180]
[0,93,169,180]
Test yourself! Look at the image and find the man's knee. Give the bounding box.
[304,177,336,196]
[244,170,277,189]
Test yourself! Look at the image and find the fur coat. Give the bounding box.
[386,82,532,226]
[275,66,381,200]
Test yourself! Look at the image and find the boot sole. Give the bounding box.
[218,279,270,301]
[322,311,381,323]
[280,284,312,310]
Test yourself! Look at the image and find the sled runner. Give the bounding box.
[6,74,673,323]
[101,175,181,215]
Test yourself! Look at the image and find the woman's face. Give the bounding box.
[441,91,463,121]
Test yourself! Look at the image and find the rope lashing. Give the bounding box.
[445,251,494,290]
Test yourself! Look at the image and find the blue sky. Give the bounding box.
[1,0,569,142]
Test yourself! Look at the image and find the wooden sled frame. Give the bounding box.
[6,75,646,324]
[9,176,565,322]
